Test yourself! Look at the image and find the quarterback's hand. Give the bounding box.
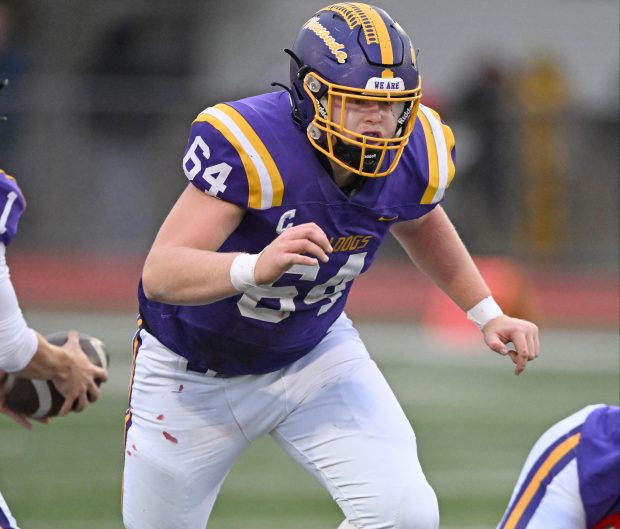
[0,370,38,429]
[254,223,332,284]
[482,315,539,376]
[50,331,108,416]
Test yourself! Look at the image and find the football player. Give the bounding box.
[123,4,539,529]
[497,404,620,529]
[0,81,108,529]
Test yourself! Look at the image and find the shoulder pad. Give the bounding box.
[415,104,456,204]
[0,169,26,246]
[182,103,284,210]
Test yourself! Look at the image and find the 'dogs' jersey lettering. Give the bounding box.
[140,91,457,376]
[0,169,26,246]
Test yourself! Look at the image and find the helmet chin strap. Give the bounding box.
[332,138,381,175]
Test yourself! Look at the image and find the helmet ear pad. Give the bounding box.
[290,78,309,126]
[285,48,318,128]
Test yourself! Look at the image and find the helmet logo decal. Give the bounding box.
[397,102,414,126]
[321,3,394,64]
[303,17,348,64]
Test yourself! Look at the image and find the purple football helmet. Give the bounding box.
[288,3,422,177]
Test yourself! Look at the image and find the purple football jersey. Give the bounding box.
[0,169,26,246]
[577,405,620,528]
[138,91,456,375]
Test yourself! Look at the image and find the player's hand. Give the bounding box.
[51,331,109,416]
[482,315,539,376]
[0,369,38,429]
[254,223,332,284]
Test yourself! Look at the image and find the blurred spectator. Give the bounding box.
[82,13,192,250]
[0,1,29,167]
[446,59,515,254]
[85,14,191,136]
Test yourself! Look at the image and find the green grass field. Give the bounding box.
[1,313,618,529]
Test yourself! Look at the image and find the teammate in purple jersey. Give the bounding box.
[497,404,620,529]
[0,83,108,529]
[124,4,539,529]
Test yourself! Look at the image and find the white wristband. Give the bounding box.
[230,253,261,292]
[466,296,503,330]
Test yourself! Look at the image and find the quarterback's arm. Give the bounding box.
[390,206,539,375]
[0,244,107,424]
[142,185,332,305]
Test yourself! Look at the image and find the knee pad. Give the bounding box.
[348,479,439,529]
[395,480,439,529]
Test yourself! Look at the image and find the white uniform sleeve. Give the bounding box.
[0,243,38,372]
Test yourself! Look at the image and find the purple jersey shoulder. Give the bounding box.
[0,169,26,246]
[182,109,251,210]
[577,405,620,527]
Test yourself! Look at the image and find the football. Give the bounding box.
[3,332,109,419]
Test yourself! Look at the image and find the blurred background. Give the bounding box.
[1,0,618,327]
[0,1,618,528]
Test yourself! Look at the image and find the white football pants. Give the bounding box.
[496,404,604,529]
[122,314,438,529]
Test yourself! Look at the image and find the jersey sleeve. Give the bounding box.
[0,169,26,246]
[578,405,620,527]
[415,104,457,205]
[182,103,284,211]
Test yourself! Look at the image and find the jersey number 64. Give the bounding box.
[237,253,366,323]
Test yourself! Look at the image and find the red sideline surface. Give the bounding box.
[8,252,619,329]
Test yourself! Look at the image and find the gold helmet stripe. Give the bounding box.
[0,168,16,181]
[322,3,394,64]
[419,105,455,204]
[195,105,284,209]
[363,4,393,65]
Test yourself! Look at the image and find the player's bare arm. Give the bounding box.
[391,205,539,375]
[390,206,492,308]
[142,185,245,304]
[1,241,108,425]
[142,185,331,305]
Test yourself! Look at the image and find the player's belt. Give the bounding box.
[139,309,232,378]
[185,361,233,378]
